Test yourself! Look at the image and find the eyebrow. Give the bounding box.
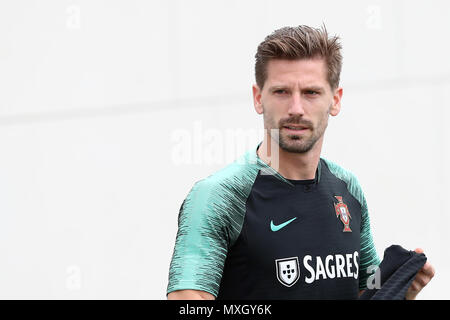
[269,85,325,92]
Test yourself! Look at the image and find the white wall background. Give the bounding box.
[0,0,449,299]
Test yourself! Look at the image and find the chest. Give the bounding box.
[239,183,362,289]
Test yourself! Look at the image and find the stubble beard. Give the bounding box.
[264,109,329,154]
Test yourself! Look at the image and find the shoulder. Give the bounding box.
[320,157,366,206]
[180,148,261,225]
[188,149,261,202]
[321,157,359,184]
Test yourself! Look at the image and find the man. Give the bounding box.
[167,25,434,299]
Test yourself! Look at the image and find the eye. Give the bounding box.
[305,90,318,95]
[274,89,288,94]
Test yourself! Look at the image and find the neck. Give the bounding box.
[257,135,323,180]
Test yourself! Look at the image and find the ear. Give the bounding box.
[329,87,343,116]
[252,84,264,115]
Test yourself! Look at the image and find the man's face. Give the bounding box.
[253,58,342,153]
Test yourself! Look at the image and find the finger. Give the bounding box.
[421,262,435,278]
[414,248,424,254]
[414,274,430,287]
[409,279,421,292]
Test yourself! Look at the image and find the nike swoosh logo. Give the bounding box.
[270,217,297,232]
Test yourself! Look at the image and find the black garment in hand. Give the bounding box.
[359,245,427,300]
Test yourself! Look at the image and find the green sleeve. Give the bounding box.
[167,150,261,297]
[358,193,381,290]
[167,179,231,297]
[321,158,381,290]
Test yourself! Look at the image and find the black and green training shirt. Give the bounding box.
[167,142,380,299]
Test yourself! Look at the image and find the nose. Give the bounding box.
[288,92,305,116]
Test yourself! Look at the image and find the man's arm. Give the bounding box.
[167,180,231,299]
[167,290,216,300]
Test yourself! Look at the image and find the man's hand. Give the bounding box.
[405,248,435,300]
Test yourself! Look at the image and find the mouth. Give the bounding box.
[282,125,310,133]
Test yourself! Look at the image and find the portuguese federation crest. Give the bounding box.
[334,196,352,232]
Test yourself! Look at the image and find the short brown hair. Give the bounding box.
[254,24,342,90]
